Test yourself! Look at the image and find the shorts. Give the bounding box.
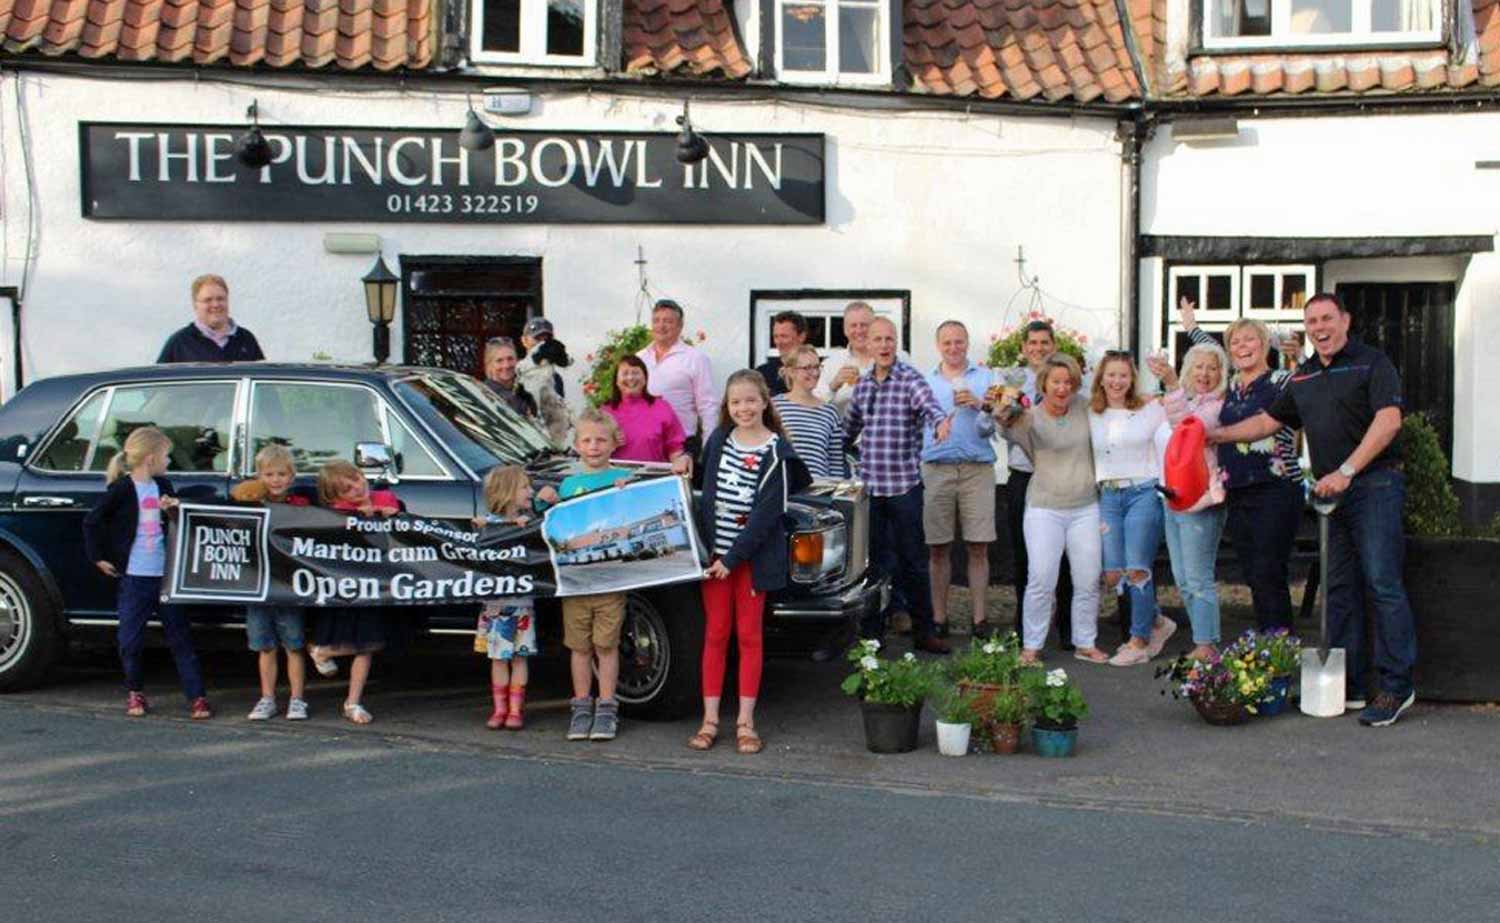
[245,607,305,652]
[477,599,538,661]
[562,593,626,653]
[921,462,997,545]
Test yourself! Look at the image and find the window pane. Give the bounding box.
[1372,0,1432,31]
[806,315,828,348]
[1290,0,1352,34]
[36,390,107,472]
[1177,276,1201,309]
[546,0,585,57]
[251,384,385,474]
[1173,329,1223,367]
[388,412,447,478]
[1249,273,1275,310]
[93,384,235,473]
[482,0,521,52]
[1206,275,1233,311]
[1282,274,1308,311]
[783,4,827,71]
[1211,0,1270,36]
[838,4,879,74]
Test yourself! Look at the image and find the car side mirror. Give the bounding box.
[354,441,400,484]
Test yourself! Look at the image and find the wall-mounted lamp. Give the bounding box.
[459,97,496,152]
[675,100,709,165]
[362,255,399,364]
[236,99,273,169]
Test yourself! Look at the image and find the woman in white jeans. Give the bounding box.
[996,355,1108,665]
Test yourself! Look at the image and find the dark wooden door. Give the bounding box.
[400,257,542,378]
[1334,282,1455,459]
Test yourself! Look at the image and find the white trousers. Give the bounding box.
[1021,503,1102,651]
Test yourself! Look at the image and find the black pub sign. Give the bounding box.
[79,122,825,225]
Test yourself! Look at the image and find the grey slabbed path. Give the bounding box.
[2,705,1498,923]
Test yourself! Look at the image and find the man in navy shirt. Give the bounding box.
[1211,293,1415,727]
[157,274,265,364]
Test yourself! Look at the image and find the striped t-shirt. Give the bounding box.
[772,395,848,479]
[713,434,778,557]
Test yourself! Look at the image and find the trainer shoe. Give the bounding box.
[247,697,278,721]
[286,698,309,721]
[189,697,214,720]
[125,691,148,717]
[567,697,595,740]
[1358,691,1415,727]
[590,699,620,741]
[1109,644,1151,667]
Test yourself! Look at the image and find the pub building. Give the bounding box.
[2,0,1499,523]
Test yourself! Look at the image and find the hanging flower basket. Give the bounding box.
[986,312,1090,371]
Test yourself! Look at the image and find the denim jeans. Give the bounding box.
[1326,468,1418,698]
[117,574,206,700]
[1007,470,1072,643]
[1021,503,1102,651]
[1098,481,1163,641]
[865,484,936,640]
[1164,504,1228,645]
[1225,478,1304,631]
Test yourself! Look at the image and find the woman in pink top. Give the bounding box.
[603,355,693,476]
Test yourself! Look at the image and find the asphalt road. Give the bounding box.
[3,703,1498,923]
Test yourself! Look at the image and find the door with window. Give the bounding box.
[1335,282,1455,460]
[401,258,543,379]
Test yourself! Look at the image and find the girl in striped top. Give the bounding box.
[690,370,810,756]
[771,344,849,479]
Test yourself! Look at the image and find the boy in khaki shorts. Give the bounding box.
[558,408,634,741]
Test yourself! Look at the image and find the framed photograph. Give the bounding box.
[542,476,706,596]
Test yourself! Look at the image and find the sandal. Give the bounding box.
[736,722,764,755]
[1073,647,1110,664]
[342,702,373,725]
[687,720,719,751]
[1019,649,1044,666]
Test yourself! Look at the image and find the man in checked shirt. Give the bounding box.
[847,317,955,654]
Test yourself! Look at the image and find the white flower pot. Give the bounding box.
[935,720,971,756]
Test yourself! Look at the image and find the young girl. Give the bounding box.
[82,426,212,719]
[470,465,547,730]
[688,370,810,755]
[308,460,401,724]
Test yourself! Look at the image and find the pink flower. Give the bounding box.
[1028,310,1041,319]
[696,330,707,342]
[585,353,595,362]
[1078,335,1088,344]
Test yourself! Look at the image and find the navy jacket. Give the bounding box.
[157,323,265,363]
[82,475,177,572]
[697,428,811,592]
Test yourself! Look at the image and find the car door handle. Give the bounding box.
[22,496,78,508]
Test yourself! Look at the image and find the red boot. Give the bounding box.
[486,684,509,729]
[504,686,526,730]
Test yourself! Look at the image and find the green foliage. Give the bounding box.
[985,314,1089,370]
[841,639,938,707]
[947,634,1023,686]
[983,682,1032,726]
[1020,667,1089,729]
[933,684,978,725]
[1400,413,1460,537]
[581,325,653,408]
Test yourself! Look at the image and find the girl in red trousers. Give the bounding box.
[687,370,810,755]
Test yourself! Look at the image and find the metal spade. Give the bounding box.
[1300,492,1346,717]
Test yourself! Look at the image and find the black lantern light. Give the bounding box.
[459,107,495,152]
[675,99,709,164]
[235,99,273,169]
[362,255,399,364]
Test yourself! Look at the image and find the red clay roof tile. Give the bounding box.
[623,0,749,78]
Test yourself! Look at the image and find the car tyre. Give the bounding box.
[0,548,62,693]
[614,584,702,721]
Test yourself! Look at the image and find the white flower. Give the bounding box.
[982,642,1000,655]
[903,652,916,662]
[1045,668,1068,687]
[860,656,880,672]
[867,638,882,652]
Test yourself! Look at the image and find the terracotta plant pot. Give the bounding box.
[1192,695,1252,726]
[988,721,1023,754]
[956,681,1003,716]
[861,700,921,753]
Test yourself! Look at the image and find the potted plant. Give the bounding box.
[1241,629,1301,717]
[842,639,936,754]
[948,633,1023,707]
[1021,667,1088,757]
[932,684,977,757]
[980,682,1031,755]
[1158,648,1269,726]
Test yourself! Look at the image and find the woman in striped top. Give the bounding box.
[1180,298,1306,631]
[771,344,849,480]
[689,370,810,755]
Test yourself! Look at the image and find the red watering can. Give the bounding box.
[1160,416,1209,512]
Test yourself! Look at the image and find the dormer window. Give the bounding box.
[1203,0,1441,49]
[776,0,890,85]
[471,0,597,65]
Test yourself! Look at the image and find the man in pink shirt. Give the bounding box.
[636,299,717,459]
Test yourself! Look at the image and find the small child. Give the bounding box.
[308,460,401,725]
[557,408,635,742]
[231,445,313,721]
[469,465,558,730]
[82,426,212,719]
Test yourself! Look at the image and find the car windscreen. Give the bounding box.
[395,372,555,472]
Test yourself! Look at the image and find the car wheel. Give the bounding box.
[0,549,62,692]
[614,585,702,721]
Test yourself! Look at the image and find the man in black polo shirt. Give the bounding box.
[1211,293,1415,727]
[754,310,809,397]
[157,274,265,363]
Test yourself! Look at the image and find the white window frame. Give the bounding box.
[470,0,597,66]
[775,0,891,87]
[1167,265,1241,318]
[1162,263,1314,367]
[750,293,907,365]
[1201,0,1443,50]
[1241,264,1316,320]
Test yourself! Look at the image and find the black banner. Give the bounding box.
[80,123,825,225]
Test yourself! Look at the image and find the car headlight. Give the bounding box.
[790,523,847,584]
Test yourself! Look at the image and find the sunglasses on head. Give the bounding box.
[486,336,516,347]
[1104,349,1132,358]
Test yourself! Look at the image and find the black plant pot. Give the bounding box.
[860,701,921,753]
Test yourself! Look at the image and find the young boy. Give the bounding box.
[230,445,314,720]
[558,408,635,742]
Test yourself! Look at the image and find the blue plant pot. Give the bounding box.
[1030,725,1077,758]
[1259,675,1292,717]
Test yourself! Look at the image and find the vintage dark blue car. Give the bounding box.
[0,363,884,717]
